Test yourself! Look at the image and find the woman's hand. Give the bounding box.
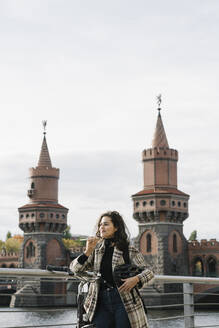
[118,275,140,293]
[84,237,100,257]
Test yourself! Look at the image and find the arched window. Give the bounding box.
[146,234,152,253]
[26,242,35,258]
[31,182,35,189]
[193,258,204,276]
[9,264,15,268]
[207,257,217,277]
[173,234,177,253]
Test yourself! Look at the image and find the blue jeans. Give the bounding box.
[92,288,131,328]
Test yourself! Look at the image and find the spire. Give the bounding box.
[152,95,169,148]
[37,121,52,167]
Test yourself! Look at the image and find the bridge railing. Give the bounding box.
[1,268,219,328]
[149,275,219,328]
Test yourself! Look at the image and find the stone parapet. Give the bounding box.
[0,252,19,258]
[189,239,219,249]
[142,147,178,161]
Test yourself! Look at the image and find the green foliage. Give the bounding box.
[0,240,5,251]
[63,225,72,239]
[76,238,86,246]
[189,230,197,241]
[6,231,12,240]
[5,237,22,253]
[62,238,84,249]
[62,238,78,249]
[0,234,23,254]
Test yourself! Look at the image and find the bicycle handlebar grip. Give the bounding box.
[46,265,69,272]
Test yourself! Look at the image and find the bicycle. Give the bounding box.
[46,265,99,328]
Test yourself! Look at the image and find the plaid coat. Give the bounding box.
[70,241,154,328]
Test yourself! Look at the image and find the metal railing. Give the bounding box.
[148,275,219,328]
[1,268,219,328]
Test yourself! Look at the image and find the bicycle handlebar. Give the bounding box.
[46,265,74,275]
[46,265,100,281]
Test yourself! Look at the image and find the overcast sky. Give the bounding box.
[0,0,218,241]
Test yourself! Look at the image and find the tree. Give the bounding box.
[62,238,78,249]
[13,235,24,243]
[0,240,5,251]
[6,231,12,240]
[63,225,72,239]
[189,230,197,241]
[5,237,22,253]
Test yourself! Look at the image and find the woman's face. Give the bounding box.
[99,216,117,239]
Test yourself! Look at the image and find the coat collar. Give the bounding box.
[95,240,125,270]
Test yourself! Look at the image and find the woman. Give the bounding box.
[70,211,154,328]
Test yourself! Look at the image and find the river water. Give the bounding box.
[1,307,219,328]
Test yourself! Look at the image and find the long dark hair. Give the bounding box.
[96,211,130,251]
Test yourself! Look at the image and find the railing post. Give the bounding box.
[183,283,194,328]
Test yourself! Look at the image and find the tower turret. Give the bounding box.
[27,133,59,204]
[132,98,189,278]
[18,122,68,269]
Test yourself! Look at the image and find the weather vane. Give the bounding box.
[156,94,162,112]
[42,120,47,135]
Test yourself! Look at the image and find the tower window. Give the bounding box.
[150,200,154,206]
[183,202,187,208]
[143,201,147,206]
[173,234,177,253]
[146,234,152,253]
[207,258,217,277]
[26,214,29,218]
[50,213,54,218]
[26,242,35,258]
[31,213,35,217]
[160,200,166,206]
[172,201,176,207]
[177,201,181,207]
[56,214,60,219]
[62,214,65,219]
[39,213,45,218]
[31,182,35,189]
[20,214,24,219]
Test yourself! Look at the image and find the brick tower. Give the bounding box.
[132,101,190,278]
[18,123,68,269]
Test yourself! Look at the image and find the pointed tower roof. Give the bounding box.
[37,121,52,167]
[38,135,52,167]
[152,95,169,148]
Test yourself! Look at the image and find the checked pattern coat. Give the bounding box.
[70,240,154,328]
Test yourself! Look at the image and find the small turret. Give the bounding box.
[132,96,189,279]
[133,96,189,225]
[18,122,68,269]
